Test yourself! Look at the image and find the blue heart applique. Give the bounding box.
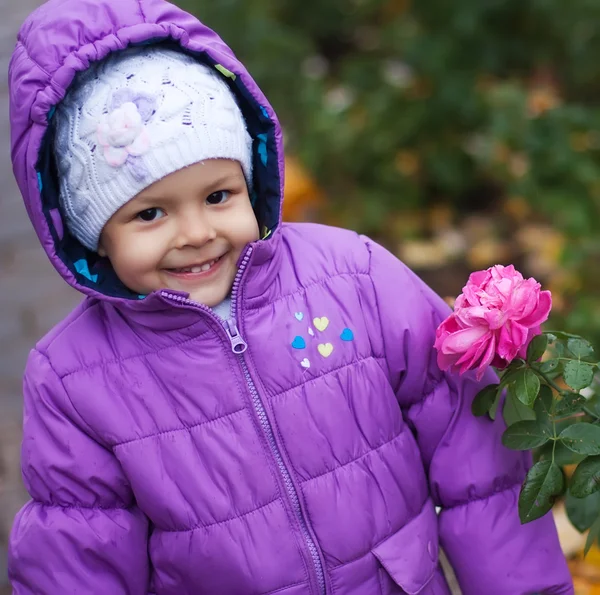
[292,336,306,349]
[340,328,354,341]
[295,312,304,321]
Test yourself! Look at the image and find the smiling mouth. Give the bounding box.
[167,255,224,274]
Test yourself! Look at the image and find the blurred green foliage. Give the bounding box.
[177,0,600,346]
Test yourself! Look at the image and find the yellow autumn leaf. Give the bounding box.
[527,85,561,118]
[399,239,449,269]
[572,575,600,595]
[283,156,323,222]
[509,153,530,178]
[570,132,594,153]
[503,196,532,222]
[466,238,510,269]
[395,150,420,177]
[428,204,454,232]
[382,0,411,18]
[585,544,600,567]
[492,142,510,164]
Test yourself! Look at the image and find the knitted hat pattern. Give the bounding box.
[53,47,254,251]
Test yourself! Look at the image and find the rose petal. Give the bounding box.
[483,308,506,330]
[489,350,510,369]
[518,290,552,328]
[475,333,497,380]
[455,306,490,328]
[510,320,529,348]
[507,279,536,319]
[468,269,490,287]
[455,333,492,374]
[454,294,468,310]
[462,270,490,304]
[439,325,489,356]
[517,327,541,360]
[437,349,459,372]
[497,321,526,362]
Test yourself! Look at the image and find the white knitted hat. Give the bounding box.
[53,47,253,251]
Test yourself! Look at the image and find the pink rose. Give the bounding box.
[434,265,552,379]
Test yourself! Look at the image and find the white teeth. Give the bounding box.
[176,258,217,273]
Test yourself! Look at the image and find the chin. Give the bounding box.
[191,292,226,308]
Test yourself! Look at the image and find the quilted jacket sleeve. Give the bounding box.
[364,238,573,595]
[8,349,150,594]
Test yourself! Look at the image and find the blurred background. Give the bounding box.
[2,0,600,591]
[177,0,600,347]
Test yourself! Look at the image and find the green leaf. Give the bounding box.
[571,456,600,498]
[472,384,499,417]
[560,423,600,455]
[563,360,595,391]
[513,369,541,407]
[489,387,503,421]
[498,366,524,389]
[502,421,551,450]
[537,440,585,466]
[504,391,537,427]
[585,394,600,419]
[527,334,548,363]
[518,461,564,523]
[552,342,566,359]
[567,338,595,359]
[554,391,587,417]
[534,385,554,426]
[566,490,600,533]
[546,330,581,340]
[585,513,600,556]
[539,359,560,374]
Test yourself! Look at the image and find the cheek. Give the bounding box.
[108,233,164,280]
[233,209,260,244]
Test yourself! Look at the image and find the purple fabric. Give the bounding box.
[48,208,64,240]
[7,0,573,594]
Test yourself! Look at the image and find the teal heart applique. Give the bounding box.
[340,328,354,341]
[292,336,306,349]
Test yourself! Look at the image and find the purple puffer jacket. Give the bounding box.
[7,0,573,594]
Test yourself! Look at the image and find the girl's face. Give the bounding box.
[98,159,260,307]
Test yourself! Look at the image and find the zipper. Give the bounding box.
[161,246,326,595]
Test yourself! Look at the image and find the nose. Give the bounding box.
[174,209,216,249]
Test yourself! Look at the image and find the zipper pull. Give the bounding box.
[225,320,248,354]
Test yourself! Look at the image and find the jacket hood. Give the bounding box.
[9,0,284,302]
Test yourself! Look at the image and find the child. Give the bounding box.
[7,0,573,593]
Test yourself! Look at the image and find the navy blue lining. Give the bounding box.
[37,40,281,299]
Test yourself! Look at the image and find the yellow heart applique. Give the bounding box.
[313,317,330,332]
[318,343,334,358]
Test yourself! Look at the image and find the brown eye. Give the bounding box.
[136,208,165,222]
[206,190,230,205]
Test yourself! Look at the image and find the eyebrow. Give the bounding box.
[135,173,244,205]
